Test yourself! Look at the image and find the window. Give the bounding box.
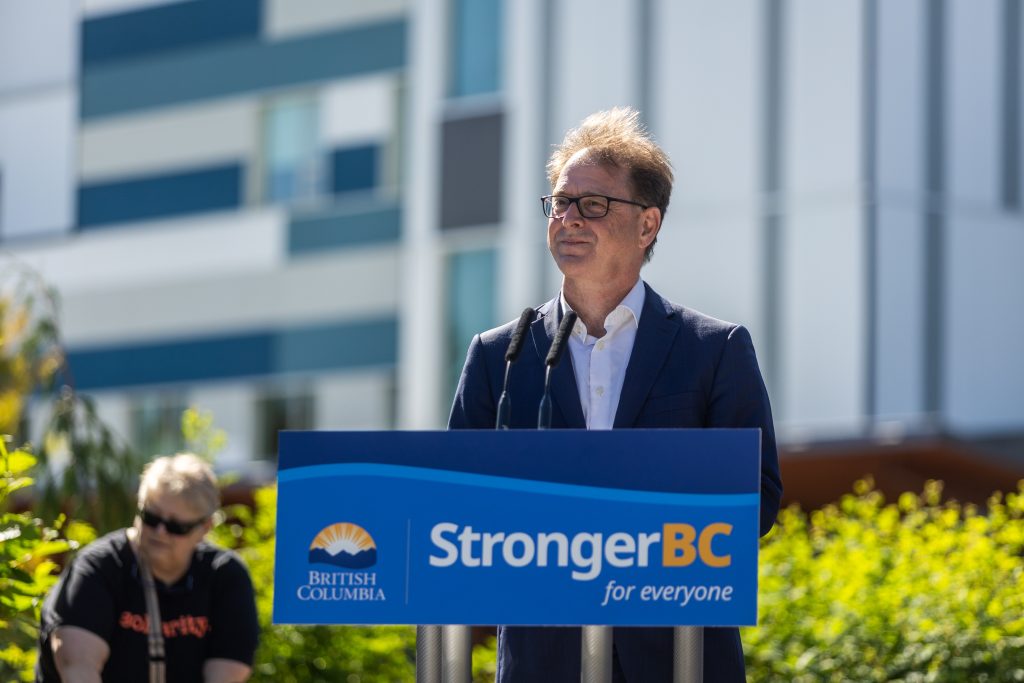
[444,248,498,405]
[254,387,314,461]
[261,95,323,204]
[440,112,504,228]
[450,0,503,97]
[131,392,187,459]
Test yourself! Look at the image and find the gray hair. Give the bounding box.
[137,453,219,518]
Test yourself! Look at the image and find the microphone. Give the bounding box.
[495,308,538,429]
[538,311,578,429]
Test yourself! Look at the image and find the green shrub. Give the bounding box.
[743,479,1024,682]
[212,486,416,682]
[0,440,94,681]
[466,480,1024,682]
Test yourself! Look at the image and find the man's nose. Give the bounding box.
[559,200,585,226]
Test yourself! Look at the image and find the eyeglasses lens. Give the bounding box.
[544,196,610,219]
[139,508,201,535]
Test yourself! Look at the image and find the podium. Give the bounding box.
[274,429,761,681]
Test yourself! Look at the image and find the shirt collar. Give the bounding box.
[559,279,645,339]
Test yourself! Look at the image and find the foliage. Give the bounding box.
[211,485,417,682]
[182,406,228,462]
[1,257,143,534]
[0,263,62,438]
[464,480,1024,682]
[0,439,95,681]
[472,635,497,683]
[35,390,142,534]
[743,479,1024,682]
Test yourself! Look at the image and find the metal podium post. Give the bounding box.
[580,625,612,682]
[673,626,703,683]
[416,626,441,683]
[442,626,472,683]
[416,626,472,683]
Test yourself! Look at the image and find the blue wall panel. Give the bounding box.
[82,0,262,67]
[277,319,398,374]
[78,164,242,228]
[67,317,398,390]
[331,144,378,194]
[289,203,401,255]
[82,20,406,120]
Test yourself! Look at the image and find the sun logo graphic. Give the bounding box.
[308,522,378,569]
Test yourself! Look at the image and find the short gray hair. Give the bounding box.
[137,453,219,518]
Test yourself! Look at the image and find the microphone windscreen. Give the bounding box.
[545,311,578,368]
[505,308,537,362]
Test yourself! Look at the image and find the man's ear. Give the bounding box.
[638,207,661,249]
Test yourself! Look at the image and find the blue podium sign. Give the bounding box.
[273,429,760,627]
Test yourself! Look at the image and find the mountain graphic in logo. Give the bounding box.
[308,522,378,569]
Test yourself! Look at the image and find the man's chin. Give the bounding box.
[553,252,593,274]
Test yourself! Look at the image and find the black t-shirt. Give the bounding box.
[36,529,258,683]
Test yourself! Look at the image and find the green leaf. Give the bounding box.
[3,451,36,477]
[63,520,96,546]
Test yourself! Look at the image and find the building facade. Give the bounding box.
[1,0,1021,477]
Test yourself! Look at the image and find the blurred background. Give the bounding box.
[1,0,1022,506]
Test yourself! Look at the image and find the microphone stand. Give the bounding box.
[538,311,576,429]
[496,308,537,429]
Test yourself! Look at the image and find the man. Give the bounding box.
[449,107,783,682]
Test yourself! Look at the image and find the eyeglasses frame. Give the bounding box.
[540,194,649,219]
[138,507,208,536]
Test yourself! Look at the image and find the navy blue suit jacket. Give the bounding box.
[448,283,782,683]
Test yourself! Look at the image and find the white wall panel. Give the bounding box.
[552,0,641,138]
[781,0,865,432]
[79,99,258,183]
[399,0,447,428]
[59,246,400,346]
[648,0,764,346]
[947,0,1000,208]
[0,91,76,239]
[785,0,862,195]
[653,0,761,203]
[317,371,394,429]
[501,0,548,320]
[0,0,76,92]
[265,0,406,40]
[16,208,284,295]
[186,384,256,469]
[874,206,925,419]
[945,215,1024,433]
[876,0,925,197]
[874,0,926,421]
[645,208,764,348]
[81,0,183,19]
[781,207,865,432]
[320,76,396,147]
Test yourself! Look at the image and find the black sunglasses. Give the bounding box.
[138,508,207,536]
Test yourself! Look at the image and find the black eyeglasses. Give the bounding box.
[541,194,648,219]
[139,508,207,536]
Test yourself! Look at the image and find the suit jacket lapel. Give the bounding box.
[613,284,680,428]
[530,298,585,428]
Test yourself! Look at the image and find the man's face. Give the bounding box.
[547,150,658,289]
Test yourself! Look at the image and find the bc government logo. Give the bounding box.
[298,522,386,602]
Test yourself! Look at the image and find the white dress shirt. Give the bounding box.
[560,279,645,430]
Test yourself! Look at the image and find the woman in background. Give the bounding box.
[37,453,259,683]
